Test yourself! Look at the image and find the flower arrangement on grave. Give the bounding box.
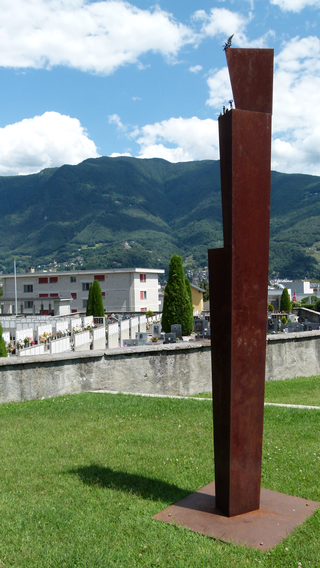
[57,329,70,338]
[151,337,158,343]
[40,332,52,343]
[6,341,15,353]
[73,325,82,334]
[17,339,24,349]
[84,323,96,331]
[24,336,32,346]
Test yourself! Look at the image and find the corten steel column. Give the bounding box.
[208,49,274,517]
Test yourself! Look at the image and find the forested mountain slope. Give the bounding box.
[0,156,319,279]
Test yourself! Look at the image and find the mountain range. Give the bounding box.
[0,156,320,280]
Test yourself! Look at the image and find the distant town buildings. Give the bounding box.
[268,279,320,311]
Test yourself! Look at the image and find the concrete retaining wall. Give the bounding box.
[1,332,320,404]
[266,330,320,381]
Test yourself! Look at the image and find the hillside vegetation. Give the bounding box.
[0,156,320,279]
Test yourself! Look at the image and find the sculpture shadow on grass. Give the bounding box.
[67,464,191,503]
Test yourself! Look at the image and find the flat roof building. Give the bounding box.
[0,268,164,316]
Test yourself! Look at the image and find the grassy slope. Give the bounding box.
[194,375,320,406]
[0,391,319,567]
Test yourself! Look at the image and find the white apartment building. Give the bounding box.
[0,268,164,315]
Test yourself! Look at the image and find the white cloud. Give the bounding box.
[206,67,233,109]
[271,36,320,174]
[189,65,203,73]
[0,0,197,74]
[0,111,99,175]
[110,152,132,157]
[132,116,219,162]
[194,8,249,41]
[270,0,320,12]
[193,8,274,48]
[108,114,126,131]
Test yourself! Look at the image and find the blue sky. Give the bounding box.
[1,0,320,175]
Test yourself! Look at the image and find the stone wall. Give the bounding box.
[1,332,320,404]
[266,330,320,381]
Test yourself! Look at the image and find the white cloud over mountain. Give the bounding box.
[132,117,219,162]
[0,112,99,175]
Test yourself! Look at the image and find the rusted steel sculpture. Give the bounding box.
[154,48,320,547]
[208,48,274,517]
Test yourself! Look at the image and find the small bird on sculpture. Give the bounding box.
[223,34,234,52]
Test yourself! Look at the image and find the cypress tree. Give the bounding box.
[86,284,94,316]
[0,324,8,357]
[280,287,292,312]
[92,280,105,317]
[162,254,191,335]
[184,277,194,335]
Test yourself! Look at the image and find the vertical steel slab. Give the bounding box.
[209,49,273,517]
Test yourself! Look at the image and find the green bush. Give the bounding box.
[0,324,7,357]
[281,315,287,324]
[86,280,105,317]
[280,287,292,312]
[268,303,274,312]
[184,278,194,336]
[162,254,192,335]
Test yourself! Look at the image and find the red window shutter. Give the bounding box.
[50,277,58,283]
[94,275,105,281]
[39,277,48,284]
[71,293,77,299]
[39,293,48,298]
[50,293,58,298]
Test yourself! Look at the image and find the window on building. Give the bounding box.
[83,300,87,308]
[70,276,76,283]
[140,274,146,282]
[50,277,58,283]
[71,292,77,299]
[141,307,147,312]
[38,277,48,284]
[102,292,105,297]
[24,301,33,309]
[39,293,48,298]
[94,275,105,281]
[24,285,33,293]
[50,293,58,298]
[71,309,77,313]
[82,283,91,291]
[140,291,147,300]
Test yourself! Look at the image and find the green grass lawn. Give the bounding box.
[194,374,320,406]
[0,392,319,567]
[265,374,320,406]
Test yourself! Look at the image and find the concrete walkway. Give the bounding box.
[89,390,320,410]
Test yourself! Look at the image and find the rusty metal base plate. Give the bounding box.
[153,482,320,551]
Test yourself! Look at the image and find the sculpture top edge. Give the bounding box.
[226,48,274,114]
